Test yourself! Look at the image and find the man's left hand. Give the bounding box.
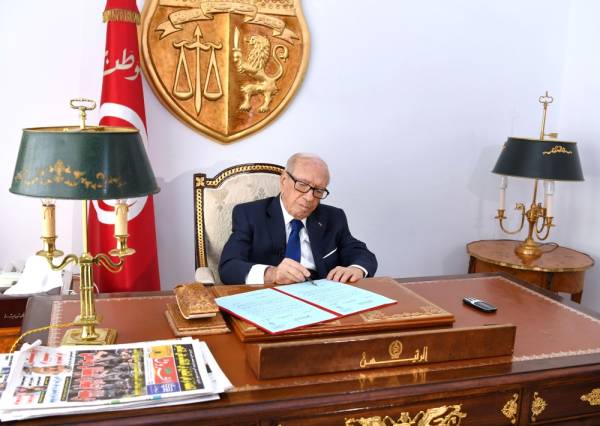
[326,266,365,283]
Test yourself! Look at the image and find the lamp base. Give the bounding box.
[61,327,117,346]
[515,239,542,260]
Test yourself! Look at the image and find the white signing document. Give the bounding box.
[276,280,396,316]
[215,288,337,334]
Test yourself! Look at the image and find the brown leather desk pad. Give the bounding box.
[45,275,600,392]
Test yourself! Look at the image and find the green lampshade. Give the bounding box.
[492,137,584,181]
[10,126,160,200]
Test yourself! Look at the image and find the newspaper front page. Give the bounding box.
[0,338,231,421]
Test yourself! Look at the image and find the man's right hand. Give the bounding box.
[264,258,311,284]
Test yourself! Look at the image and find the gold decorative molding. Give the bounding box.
[501,393,519,424]
[360,286,450,323]
[542,145,572,155]
[531,391,547,422]
[14,160,125,190]
[103,8,141,24]
[361,306,446,322]
[344,404,467,425]
[195,179,207,267]
[200,164,284,188]
[581,388,600,406]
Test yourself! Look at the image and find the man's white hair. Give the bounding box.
[286,153,330,182]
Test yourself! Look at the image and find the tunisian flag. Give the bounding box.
[88,0,161,292]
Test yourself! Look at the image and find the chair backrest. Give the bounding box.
[193,163,284,284]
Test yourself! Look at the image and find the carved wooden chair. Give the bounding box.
[193,163,284,284]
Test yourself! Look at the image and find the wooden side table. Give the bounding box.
[467,239,594,303]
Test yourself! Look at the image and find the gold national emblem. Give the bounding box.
[140,0,310,143]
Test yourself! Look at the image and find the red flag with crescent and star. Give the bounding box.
[88,0,161,292]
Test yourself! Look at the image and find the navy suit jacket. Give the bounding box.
[218,196,378,284]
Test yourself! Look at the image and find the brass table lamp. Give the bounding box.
[492,92,584,259]
[9,99,159,345]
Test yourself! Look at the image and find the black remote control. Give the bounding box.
[463,297,497,313]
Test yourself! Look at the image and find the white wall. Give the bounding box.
[1,1,598,310]
[555,1,600,309]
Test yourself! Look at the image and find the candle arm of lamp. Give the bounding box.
[536,216,553,240]
[497,203,526,234]
[94,253,125,273]
[41,253,79,272]
[109,201,136,258]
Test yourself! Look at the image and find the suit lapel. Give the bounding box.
[266,196,286,260]
[307,206,326,277]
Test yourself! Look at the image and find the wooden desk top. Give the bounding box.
[467,239,594,272]
[16,273,600,425]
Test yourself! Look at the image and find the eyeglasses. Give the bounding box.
[286,171,330,199]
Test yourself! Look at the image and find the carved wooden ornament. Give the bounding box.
[140,0,309,143]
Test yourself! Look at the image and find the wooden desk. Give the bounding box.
[467,239,594,303]
[17,274,600,425]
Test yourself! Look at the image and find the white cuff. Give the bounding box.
[245,264,269,284]
[350,264,368,278]
[194,267,216,285]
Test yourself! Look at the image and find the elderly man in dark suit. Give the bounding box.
[219,153,377,285]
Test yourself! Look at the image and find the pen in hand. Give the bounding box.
[304,276,318,286]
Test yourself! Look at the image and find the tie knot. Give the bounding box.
[290,219,303,232]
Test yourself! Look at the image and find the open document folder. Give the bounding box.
[0,338,232,422]
[215,279,396,334]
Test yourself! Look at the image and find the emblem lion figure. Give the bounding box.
[233,34,289,113]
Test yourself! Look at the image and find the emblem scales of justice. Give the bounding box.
[140,0,310,143]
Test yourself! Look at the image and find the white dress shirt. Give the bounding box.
[246,198,316,284]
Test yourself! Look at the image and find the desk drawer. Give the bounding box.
[527,379,600,423]
[275,388,522,425]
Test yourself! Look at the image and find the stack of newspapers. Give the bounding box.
[0,338,232,421]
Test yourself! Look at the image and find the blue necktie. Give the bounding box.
[284,219,303,262]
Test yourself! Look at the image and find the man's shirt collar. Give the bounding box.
[279,196,307,227]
